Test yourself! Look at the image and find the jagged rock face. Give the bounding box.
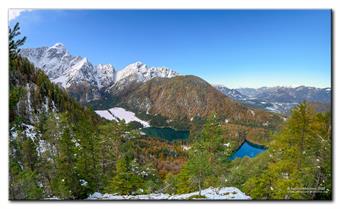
[119,75,282,127]
[116,61,177,82]
[20,43,111,89]
[20,44,178,104]
[20,43,113,103]
[108,61,178,96]
[95,64,116,88]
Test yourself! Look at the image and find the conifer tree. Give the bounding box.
[9,22,26,59]
[243,102,331,200]
[175,114,229,195]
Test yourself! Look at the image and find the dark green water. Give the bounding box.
[141,127,189,141]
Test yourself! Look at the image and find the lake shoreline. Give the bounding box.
[229,139,267,160]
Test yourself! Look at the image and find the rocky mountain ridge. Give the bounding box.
[214,85,331,115]
[20,43,178,103]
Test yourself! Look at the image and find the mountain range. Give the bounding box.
[20,43,331,118]
[214,85,331,115]
[20,43,177,103]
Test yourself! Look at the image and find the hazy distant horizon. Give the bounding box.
[212,83,331,89]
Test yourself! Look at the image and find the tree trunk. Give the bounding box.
[198,180,202,196]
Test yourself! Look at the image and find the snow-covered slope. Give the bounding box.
[95,107,150,127]
[116,61,177,83]
[87,187,251,200]
[20,44,177,89]
[95,64,116,89]
[21,44,178,103]
[108,61,178,95]
[20,43,115,90]
[95,110,118,121]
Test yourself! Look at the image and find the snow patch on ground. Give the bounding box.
[80,179,88,187]
[95,107,150,127]
[22,124,37,140]
[109,107,150,127]
[181,145,191,151]
[36,140,48,155]
[87,187,251,200]
[223,143,231,147]
[95,110,117,121]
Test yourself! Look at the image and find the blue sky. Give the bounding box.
[10,10,331,88]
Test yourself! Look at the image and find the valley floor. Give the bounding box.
[86,187,251,200]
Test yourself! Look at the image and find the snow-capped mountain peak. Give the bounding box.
[50,42,66,50]
[45,43,67,58]
[96,64,115,75]
[20,43,179,102]
[129,61,146,69]
[116,61,178,83]
[116,61,148,81]
[20,43,104,94]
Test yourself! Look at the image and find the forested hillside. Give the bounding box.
[115,75,284,132]
[9,23,186,200]
[9,23,332,200]
[224,102,332,200]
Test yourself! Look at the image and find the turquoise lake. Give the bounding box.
[229,140,267,160]
[141,127,189,141]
